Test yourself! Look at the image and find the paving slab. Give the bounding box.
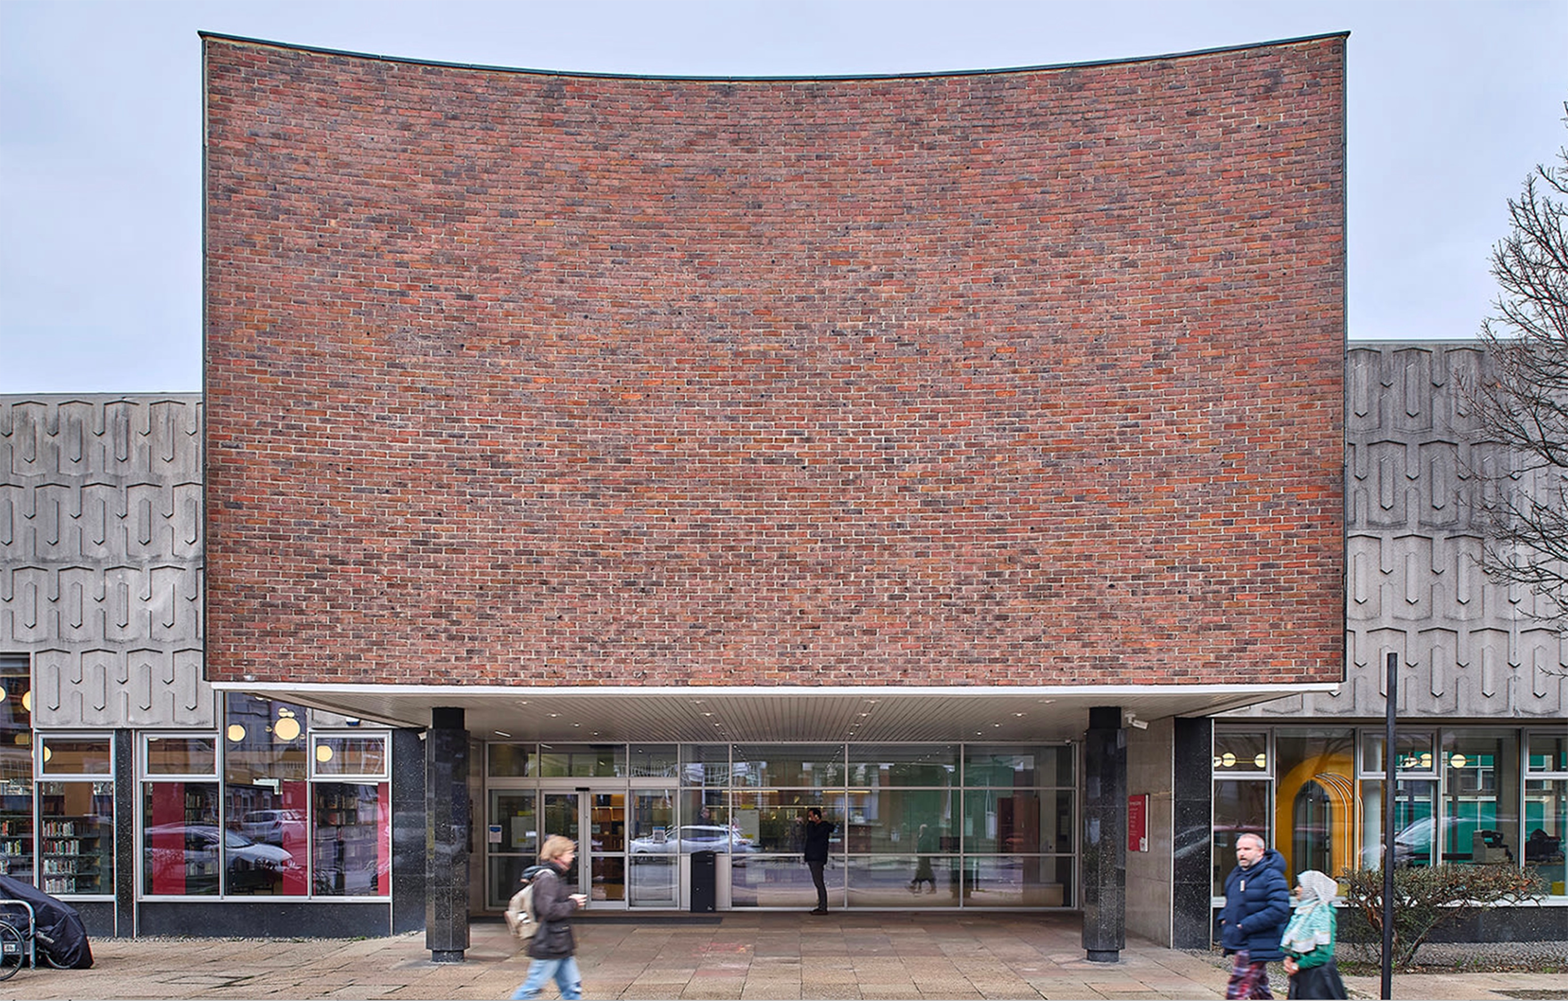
[5,913,1563,1000]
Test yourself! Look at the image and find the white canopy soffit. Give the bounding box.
[214,683,1335,742]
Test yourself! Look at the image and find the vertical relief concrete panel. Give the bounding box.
[1242,342,1564,721]
[0,395,210,729]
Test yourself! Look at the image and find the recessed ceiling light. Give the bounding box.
[1013,713,1025,718]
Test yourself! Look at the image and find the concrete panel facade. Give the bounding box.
[1239,343,1566,720]
[1,396,210,728]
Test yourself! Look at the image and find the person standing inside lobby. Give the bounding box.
[803,807,834,914]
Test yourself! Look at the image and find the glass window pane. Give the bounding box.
[537,743,625,778]
[1213,732,1269,773]
[962,855,1073,907]
[678,789,732,852]
[1358,777,1437,869]
[488,790,538,907]
[488,743,535,778]
[1524,778,1566,896]
[1361,730,1435,775]
[0,660,33,884]
[628,789,676,850]
[313,735,387,778]
[38,781,113,896]
[312,781,390,896]
[724,792,847,855]
[142,781,221,895]
[837,788,954,853]
[1213,779,1269,894]
[629,745,679,779]
[731,744,844,787]
[962,789,1073,854]
[145,736,217,776]
[964,745,1072,787]
[1441,729,1520,865]
[848,745,960,787]
[39,736,112,776]
[681,745,732,787]
[1,749,34,884]
[1273,728,1356,883]
[845,854,960,906]
[224,694,309,896]
[730,854,838,909]
[1528,733,1568,774]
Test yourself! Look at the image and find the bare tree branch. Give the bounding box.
[1465,104,1568,657]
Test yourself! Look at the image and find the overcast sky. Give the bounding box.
[2,0,1565,394]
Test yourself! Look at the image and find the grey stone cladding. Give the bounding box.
[1238,342,1565,720]
[1,395,211,727]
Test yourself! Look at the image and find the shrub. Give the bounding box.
[1338,864,1543,968]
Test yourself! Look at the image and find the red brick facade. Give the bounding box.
[203,35,1345,688]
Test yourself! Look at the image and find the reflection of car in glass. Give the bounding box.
[240,809,305,846]
[145,824,299,890]
[1361,817,1476,868]
[629,825,756,854]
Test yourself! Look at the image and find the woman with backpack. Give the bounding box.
[510,836,588,1001]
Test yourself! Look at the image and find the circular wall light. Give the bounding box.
[274,717,301,742]
[227,724,246,743]
[316,744,334,763]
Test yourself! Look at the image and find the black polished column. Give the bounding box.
[1082,705,1127,963]
[425,707,470,963]
[1172,716,1216,949]
[392,727,428,935]
[114,728,135,937]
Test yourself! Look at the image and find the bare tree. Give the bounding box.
[1469,105,1568,625]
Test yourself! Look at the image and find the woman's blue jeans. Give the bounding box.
[511,955,582,1000]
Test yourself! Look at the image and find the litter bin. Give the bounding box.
[689,850,717,913]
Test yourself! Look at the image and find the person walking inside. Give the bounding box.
[1218,833,1290,999]
[511,836,588,1001]
[1280,870,1347,999]
[803,807,833,914]
[909,823,936,892]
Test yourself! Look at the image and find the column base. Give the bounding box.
[431,949,466,964]
[1086,949,1121,964]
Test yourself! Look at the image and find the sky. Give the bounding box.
[2,0,1566,394]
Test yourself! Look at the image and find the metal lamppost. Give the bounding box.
[1381,651,1397,1000]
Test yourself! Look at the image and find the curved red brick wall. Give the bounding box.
[203,35,1345,688]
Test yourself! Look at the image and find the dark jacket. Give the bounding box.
[803,818,833,863]
[526,860,580,960]
[1219,848,1290,961]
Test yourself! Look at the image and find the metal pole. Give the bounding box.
[1381,651,1397,1000]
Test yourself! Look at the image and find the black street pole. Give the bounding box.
[1381,651,1397,1000]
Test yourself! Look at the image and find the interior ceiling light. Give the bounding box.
[227,724,246,742]
[494,730,511,738]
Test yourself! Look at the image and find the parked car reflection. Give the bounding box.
[629,825,756,854]
[145,824,300,892]
[239,808,306,846]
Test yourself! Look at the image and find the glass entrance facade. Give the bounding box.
[483,741,1077,911]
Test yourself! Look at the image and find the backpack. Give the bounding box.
[504,865,547,941]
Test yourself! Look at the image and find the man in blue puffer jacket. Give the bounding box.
[1218,833,1290,999]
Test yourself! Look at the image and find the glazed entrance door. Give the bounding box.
[541,790,627,906]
